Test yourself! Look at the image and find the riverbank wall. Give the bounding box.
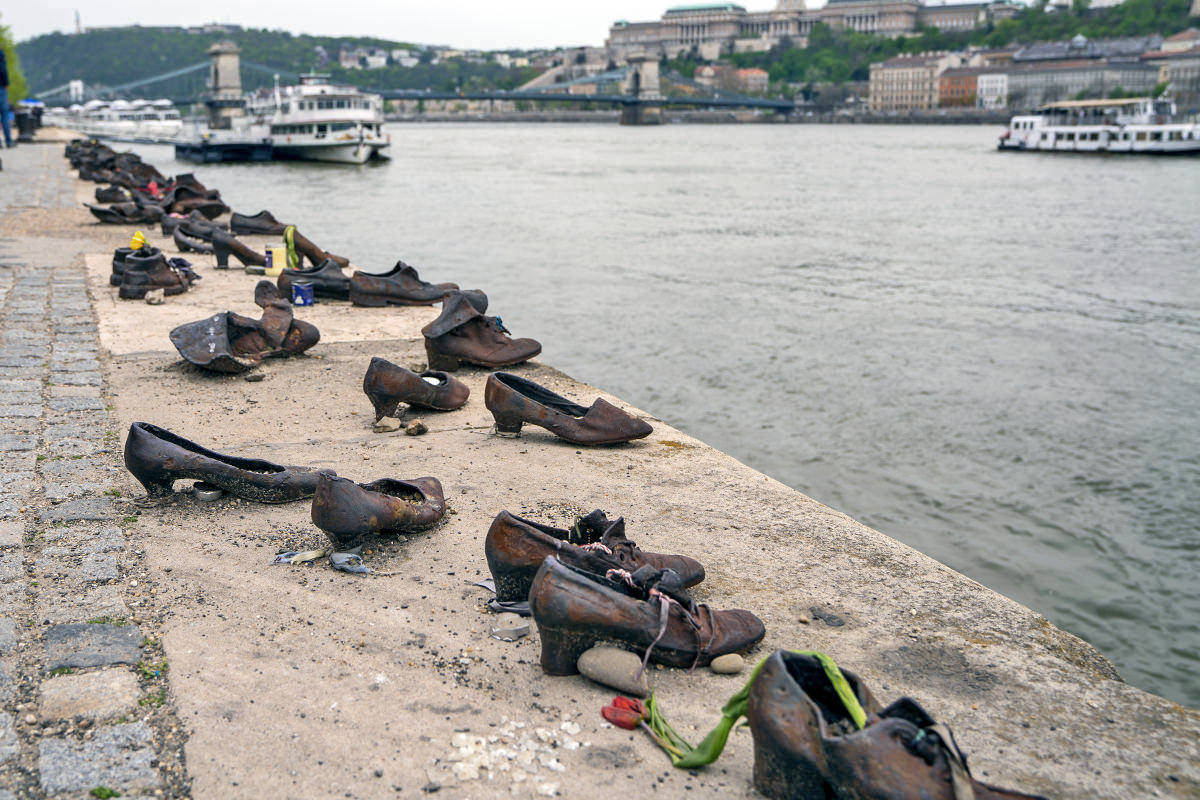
[0,139,1196,799]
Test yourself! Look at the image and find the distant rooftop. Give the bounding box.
[1013,34,1163,63]
[664,3,747,14]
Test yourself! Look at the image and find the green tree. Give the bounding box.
[1,13,28,103]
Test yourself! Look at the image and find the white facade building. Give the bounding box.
[977,72,1008,108]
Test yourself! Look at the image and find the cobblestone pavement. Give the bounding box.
[0,144,189,798]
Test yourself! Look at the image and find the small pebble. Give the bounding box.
[374,416,402,433]
[145,288,164,305]
[244,373,265,383]
[577,646,650,697]
[405,419,428,436]
[709,653,744,674]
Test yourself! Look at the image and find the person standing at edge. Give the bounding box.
[0,48,11,148]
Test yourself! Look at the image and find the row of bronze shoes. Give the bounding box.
[69,139,230,223]
[120,419,1040,800]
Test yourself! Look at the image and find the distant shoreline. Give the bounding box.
[385,110,1009,125]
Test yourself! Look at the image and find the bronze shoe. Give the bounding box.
[109,246,139,286]
[310,472,446,550]
[276,259,351,301]
[173,225,212,255]
[484,372,651,445]
[747,651,1047,800]
[422,291,541,371]
[169,281,319,372]
[362,356,469,421]
[349,261,458,306]
[124,421,327,503]
[289,228,349,269]
[118,250,189,299]
[485,509,704,603]
[529,555,764,675]
[212,229,266,268]
[231,209,288,236]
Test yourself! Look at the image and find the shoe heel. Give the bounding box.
[492,414,523,438]
[537,627,594,676]
[426,350,460,372]
[213,242,230,268]
[132,476,175,505]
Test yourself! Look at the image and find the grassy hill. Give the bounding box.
[17,26,539,96]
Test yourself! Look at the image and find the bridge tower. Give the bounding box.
[205,41,245,129]
[621,54,664,126]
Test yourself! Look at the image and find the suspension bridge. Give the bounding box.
[32,57,795,120]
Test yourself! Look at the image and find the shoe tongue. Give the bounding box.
[569,511,607,545]
[397,263,419,279]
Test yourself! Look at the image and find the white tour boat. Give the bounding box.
[245,73,391,164]
[998,97,1200,155]
[46,99,183,143]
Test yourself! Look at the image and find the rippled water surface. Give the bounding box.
[136,125,1200,706]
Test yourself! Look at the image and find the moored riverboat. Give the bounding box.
[998,97,1200,155]
[245,73,391,164]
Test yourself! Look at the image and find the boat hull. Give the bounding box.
[271,141,390,164]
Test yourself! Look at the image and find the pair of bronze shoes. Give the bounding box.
[169,281,319,373]
[747,651,1046,800]
[485,372,652,445]
[486,510,763,673]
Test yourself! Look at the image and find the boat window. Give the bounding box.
[1137,132,1147,141]
[1152,132,1162,141]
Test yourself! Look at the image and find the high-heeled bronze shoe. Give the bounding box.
[212,229,266,268]
[362,357,469,421]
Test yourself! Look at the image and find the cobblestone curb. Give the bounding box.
[0,148,190,798]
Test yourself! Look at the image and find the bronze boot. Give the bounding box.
[118,250,189,299]
[362,357,469,421]
[485,510,705,603]
[422,291,541,371]
[528,555,764,675]
[746,650,1048,800]
[484,372,652,444]
[349,261,458,306]
[276,259,351,301]
[310,472,446,550]
[290,228,349,269]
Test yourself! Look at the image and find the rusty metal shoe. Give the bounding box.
[746,651,1048,800]
[110,246,139,286]
[349,261,458,307]
[362,356,469,421]
[310,472,446,550]
[212,229,266,269]
[118,250,189,299]
[529,555,764,675]
[484,372,652,445]
[169,281,319,372]
[173,225,212,255]
[276,259,351,301]
[231,209,288,236]
[485,510,705,603]
[289,228,349,269]
[123,421,328,503]
[422,291,541,371]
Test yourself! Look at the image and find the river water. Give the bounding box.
[134,124,1200,707]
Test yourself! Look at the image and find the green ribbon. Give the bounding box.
[645,650,866,768]
[283,225,299,270]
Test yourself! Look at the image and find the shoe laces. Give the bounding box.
[628,583,714,682]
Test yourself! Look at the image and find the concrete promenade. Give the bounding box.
[0,141,1197,799]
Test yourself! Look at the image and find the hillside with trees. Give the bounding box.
[16,26,539,95]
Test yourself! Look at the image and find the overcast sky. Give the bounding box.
[6,0,827,49]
